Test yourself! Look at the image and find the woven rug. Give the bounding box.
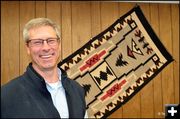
[58,5,173,118]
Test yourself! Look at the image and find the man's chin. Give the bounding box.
[41,64,56,71]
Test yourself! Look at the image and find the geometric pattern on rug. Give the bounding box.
[58,5,173,118]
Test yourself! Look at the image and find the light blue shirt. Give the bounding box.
[45,68,88,118]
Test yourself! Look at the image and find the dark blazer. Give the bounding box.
[1,63,86,118]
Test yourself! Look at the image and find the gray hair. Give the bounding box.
[23,18,60,42]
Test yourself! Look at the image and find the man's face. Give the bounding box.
[26,26,60,71]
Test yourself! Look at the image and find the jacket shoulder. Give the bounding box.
[1,75,26,103]
[2,76,23,91]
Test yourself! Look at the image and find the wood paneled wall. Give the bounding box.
[1,1,179,118]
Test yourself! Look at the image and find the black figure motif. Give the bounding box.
[135,29,153,54]
[82,84,91,97]
[94,67,113,86]
[116,53,128,67]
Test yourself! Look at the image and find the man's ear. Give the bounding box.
[26,43,30,55]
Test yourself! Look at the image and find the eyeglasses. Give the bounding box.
[27,38,60,47]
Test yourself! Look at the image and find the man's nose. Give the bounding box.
[41,41,51,50]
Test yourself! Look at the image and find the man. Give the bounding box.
[1,18,88,118]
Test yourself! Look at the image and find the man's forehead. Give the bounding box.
[28,26,56,39]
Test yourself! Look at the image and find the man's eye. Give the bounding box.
[33,41,42,45]
[48,40,56,43]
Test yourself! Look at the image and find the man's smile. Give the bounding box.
[39,53,55,59]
